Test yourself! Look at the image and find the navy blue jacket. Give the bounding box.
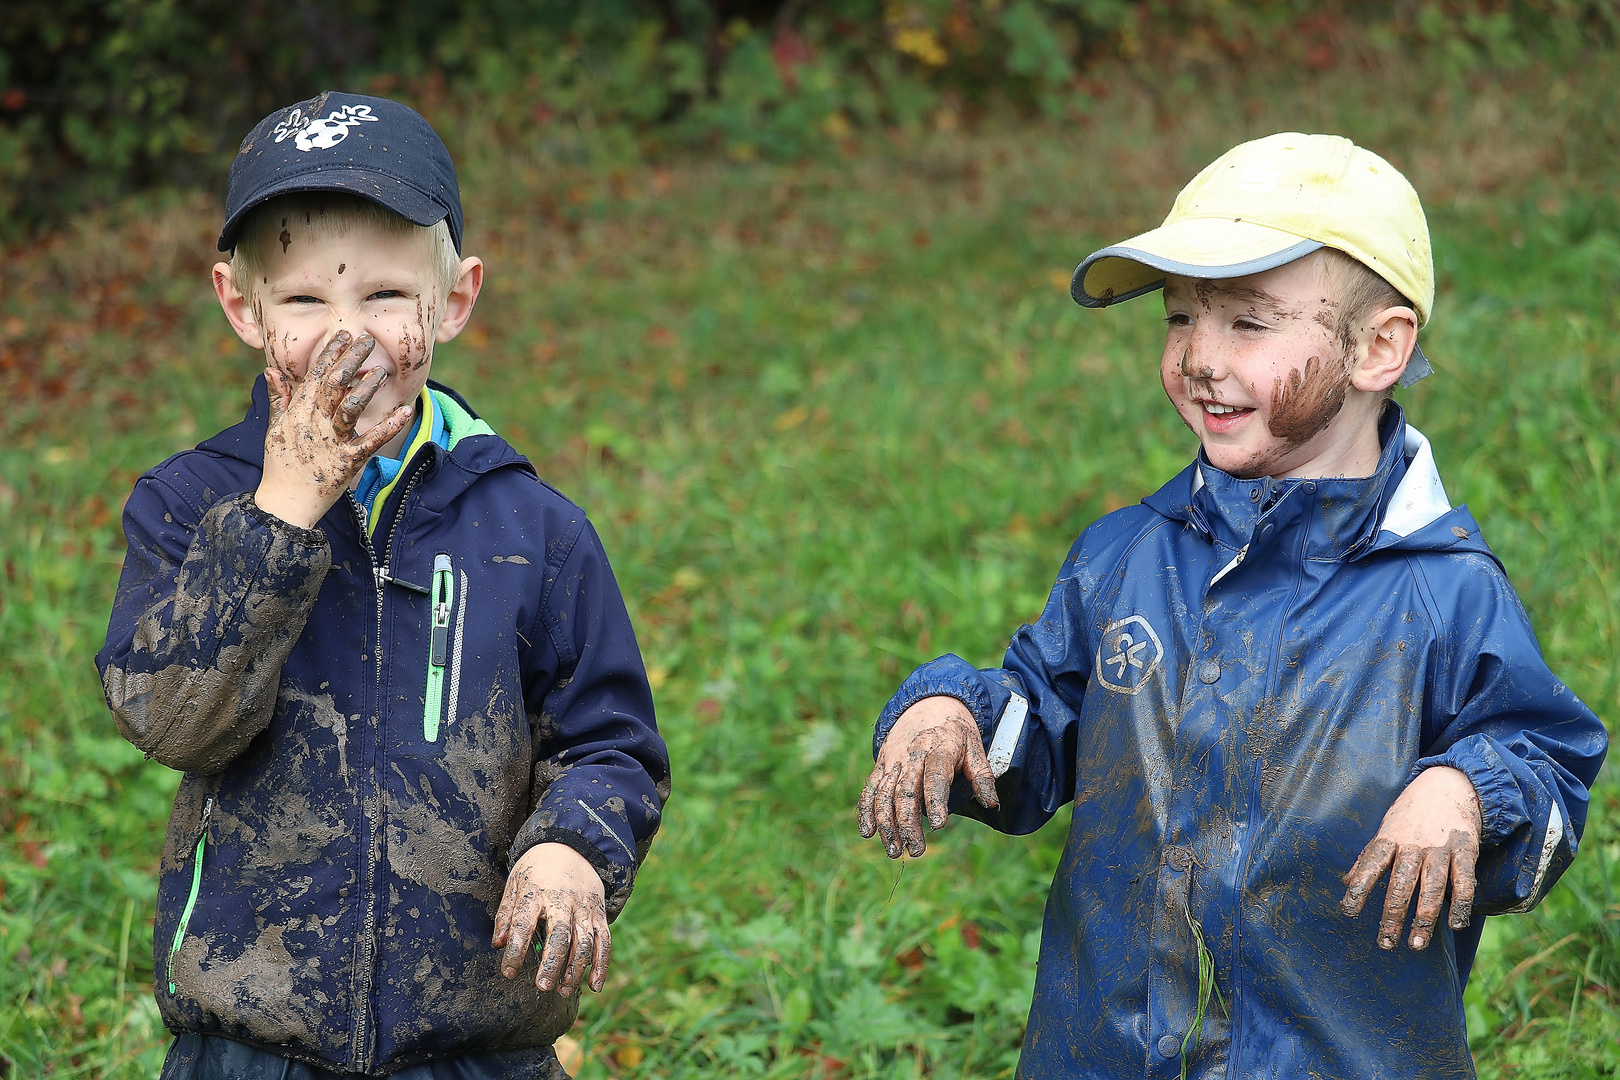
[98,377,669,1075]
[877,409,1607,1079]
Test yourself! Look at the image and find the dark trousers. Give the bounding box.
[159,1033,570,1080]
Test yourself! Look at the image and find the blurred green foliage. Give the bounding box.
[3,0,1618,233]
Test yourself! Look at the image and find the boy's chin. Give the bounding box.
[1200,441,1285,480]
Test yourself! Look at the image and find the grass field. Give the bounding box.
[2,53,1617,1079]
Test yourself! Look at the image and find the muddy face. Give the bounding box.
[1160,261,1382,480]
[246,219,447,442]
[1267,353,1351,444]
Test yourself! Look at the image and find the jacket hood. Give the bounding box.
[1141,403,1498,564]
[199,374,534,493]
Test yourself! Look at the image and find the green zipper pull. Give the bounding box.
[167,795,213,995]
[424,554,453,742]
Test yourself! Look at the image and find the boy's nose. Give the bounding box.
[1179,342,1220,381]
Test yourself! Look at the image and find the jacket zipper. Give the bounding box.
[423,553,454,742]
[345,462,430,1070]
[166,795,213,995]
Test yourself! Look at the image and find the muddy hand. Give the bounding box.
[858,695,998,859]
[1340,765,1482,951]
[255,331,411,529]
[492,842,611,997]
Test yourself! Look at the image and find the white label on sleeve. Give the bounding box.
[1505,800,1565,914]
[986,692,1029,778]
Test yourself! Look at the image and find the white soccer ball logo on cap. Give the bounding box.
[273,103,381,152]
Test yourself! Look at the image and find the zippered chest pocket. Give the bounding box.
[422,554,468,742]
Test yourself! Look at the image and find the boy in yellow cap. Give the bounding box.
[857,133,1607,1077]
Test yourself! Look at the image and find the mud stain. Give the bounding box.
[1179,347,1214,380]
[1268,354,1350,444]
[174,921,343,1052]
[280,685,351,783]
[104,495,330,774]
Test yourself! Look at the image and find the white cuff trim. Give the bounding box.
[1505,800,1565,914]
[987,692,1029,778]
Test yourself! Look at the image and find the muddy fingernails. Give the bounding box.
[1411,933,1428,950]
[1378,934,1396,950]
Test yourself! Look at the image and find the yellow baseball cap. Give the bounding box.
[1071,132,1434,384]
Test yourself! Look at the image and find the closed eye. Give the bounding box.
[1234,317,1271,331]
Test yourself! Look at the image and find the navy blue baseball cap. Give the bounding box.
[218,91,464,254]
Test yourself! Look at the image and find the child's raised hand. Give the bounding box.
[492,842,611,998]
[1339,765,1482,951]
[255,330,413,529]
[857,695,999,859]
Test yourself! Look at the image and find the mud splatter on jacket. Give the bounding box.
[877,408,1607,1080]
[98,376,669,1076]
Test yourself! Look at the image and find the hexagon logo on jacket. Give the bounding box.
[1095,615,1164,694]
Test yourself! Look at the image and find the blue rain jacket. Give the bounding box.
[98,376,669,1076]
[877,407,1606,1079]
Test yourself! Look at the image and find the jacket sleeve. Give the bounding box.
[509,517,669,920]
[1412,554,1608,915]
[96,480,331,774]
[873,536,1092,836]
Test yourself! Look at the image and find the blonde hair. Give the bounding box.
[230,192,462,310]
[1309,247,1413,357]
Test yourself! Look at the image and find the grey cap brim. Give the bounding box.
[1070,236,1325,309]
[217,166,454,253]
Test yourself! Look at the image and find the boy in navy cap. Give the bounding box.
[98,92,669,1079]
[858,133,1606,1077]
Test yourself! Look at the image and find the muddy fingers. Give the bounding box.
[921,750,954,829]
[1408,847,1453,949]
[535,918,574,994]
[873,762,904,858]
[1339,766,1482,951]
[492,880,543,978]
[495,843,612,997]
[960,732,1000,812]
[1339,837,1395,917]
[589,920,613,994]
[1378,847,1425,950]
[856,772,882,839]
[857,695,994,861]
[1448,846,1478,930]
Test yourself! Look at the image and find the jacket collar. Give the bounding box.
[1143,403,1484,561]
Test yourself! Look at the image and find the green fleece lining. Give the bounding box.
[430,389,496,450]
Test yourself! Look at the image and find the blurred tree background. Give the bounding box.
[3,0,1618,232]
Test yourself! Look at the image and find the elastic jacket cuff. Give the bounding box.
[874,654,995,757]
[239,493,330,552]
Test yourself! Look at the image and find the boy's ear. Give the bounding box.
[1351,305,1419,394]
[214,263,266,350]
[435,257,485,344]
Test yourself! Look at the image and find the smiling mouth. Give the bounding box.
[1201,401,1251,416]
